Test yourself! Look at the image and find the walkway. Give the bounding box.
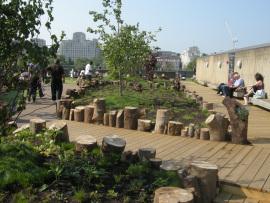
[16,83,76,126]
[63,120,270,198]
[183,81,270,148]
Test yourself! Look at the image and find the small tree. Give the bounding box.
[0,0,64,135]
[186,58,197,72]
[88,0,159,95]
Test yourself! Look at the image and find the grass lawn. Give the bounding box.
[75,78,209,126]
[64,77,77,85]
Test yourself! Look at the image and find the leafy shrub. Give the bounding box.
[0,143,48,190]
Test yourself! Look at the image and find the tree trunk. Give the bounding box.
[75,135,97,152]
[56,100,64,119]
[124,107,138,130]
[222,97,249,144]
[103,113,109,126]
[205,113,230,141]
[101,135,126,154]
[109,110,117,127]
[154,187,194,203]
[168,121,183,136]
[155,109,170,134]
[84,105,94,123]
[30,118,46,134]
[190,161,218,203]
[200,128,210,140]
[116,109,124,128]
[138,148,156,161]
[48,121,69,142]
[188,123,195,137]
[92,98,106,124]
[137,119,152,132]
[69,109,75,121]
[74,106,85,122]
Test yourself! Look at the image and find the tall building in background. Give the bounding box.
[58,32,101,61]
[180,46,200,68]
[32,38,46,47]
[155,51,181,72]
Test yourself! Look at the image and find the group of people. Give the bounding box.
[217,72,265,105]
[19,59,65,103]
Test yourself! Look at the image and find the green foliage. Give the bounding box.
[73,189,87,202]
[186,58,197,71]
[0,143,47,190]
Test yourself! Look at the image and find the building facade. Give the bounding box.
[196,43,270,95]
[32,38,46,47]
[155,51,181,72]
[58,32,101,61]
[181,46,200,68]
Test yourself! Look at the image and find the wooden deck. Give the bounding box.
[214,192,270,203]
[183,81,270,148]
[64,121,270,200]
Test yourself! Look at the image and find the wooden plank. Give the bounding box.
[238,148,270,188]
[194,142,228,161]
[208,144,236,163]
[249,153,270,191]
[244,199,259,203]
[225,147,262,184]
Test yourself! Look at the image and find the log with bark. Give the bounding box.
[75,135,97,152]
[30,118,46,134]
[103,113,109,126]
[154,187,194,203]
[190,161,218,203]
[205,113,230,141]
[92,98,106,124]
[138,148,156,161]
[124,107,138,130]
[188,123,195,137]
[194,127,201,139]
[69,109,75,121]
[48,121,69,142]
[222,97,249,144]
[154,109,170,134]
[101,135,126,154]
[74,106,85,122]
[137,119,152,132]
[109,110,117,127]
[150,158,162,169]
[181,127,188,137]
[200,128,210,140]
[168,121,183,136]
[84,105,94,123]
[116,109,124,128]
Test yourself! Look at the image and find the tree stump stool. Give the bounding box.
[138,148,156,161]
[92,98,106,124]
[74,106,85,122]
[137,119,152,132]
[124,107,138,130]
[75,135,97,152]
[155,109,170,134]
[84,105,94,123]
[109,110,117,127]
[103,113,109,126]
[168,121,183,136]
[188,123,195,137]
[48,121,69,142]
[116,109,124,128]
[30,118,46,134]
[200,128,210,140]
[203,102,214,110]
[69,109,75,121]
[154,187,194,203]
[102,135,126,154]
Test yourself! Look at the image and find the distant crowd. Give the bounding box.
[217,72,265,105]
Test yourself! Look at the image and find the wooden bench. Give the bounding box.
[249,98,270,110]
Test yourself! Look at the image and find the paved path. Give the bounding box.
[60,120,270,197]
[16,83,75,126]
[183,81,270,148]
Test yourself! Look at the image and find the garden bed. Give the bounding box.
[74,78,209,126]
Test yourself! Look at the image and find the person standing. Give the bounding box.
[85,61,93,80]
[47,59,65,101]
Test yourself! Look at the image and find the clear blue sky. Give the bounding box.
[39,0,270,54]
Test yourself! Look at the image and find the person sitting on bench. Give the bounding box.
[244,73,265,105]
[222,72,245,97]
[217,73,234,95]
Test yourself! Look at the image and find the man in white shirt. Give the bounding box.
[85,61,93,80]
